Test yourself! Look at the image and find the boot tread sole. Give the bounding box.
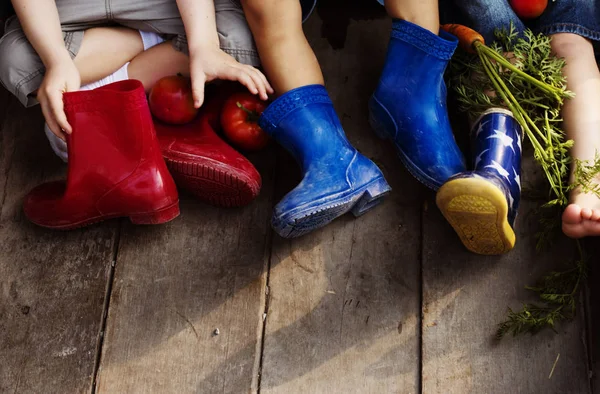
[436,177,515,255]
[274,177,390,238]
[165,157,260,208]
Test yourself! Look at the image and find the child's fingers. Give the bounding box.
[48,91,72,135]
[231,68,258,96]
[254,68,274,95]
[244,66,268,100]
[40,101,66,141]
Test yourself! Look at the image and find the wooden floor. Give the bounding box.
[1,8,599,394]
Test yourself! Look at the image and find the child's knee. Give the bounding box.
[551,33,594,60]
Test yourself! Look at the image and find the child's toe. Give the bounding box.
[581,208,594,220]
[562,204,583,224]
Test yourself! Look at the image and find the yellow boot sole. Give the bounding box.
[436,177,516,255]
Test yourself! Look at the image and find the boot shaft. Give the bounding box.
[63,80,158,190]
[471,109,523,223]
[62,80,177,210]
[472,109,522,174]
[376,20,457,100]
[259,85,355,170]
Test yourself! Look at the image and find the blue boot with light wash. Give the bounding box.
[259,85,391,238]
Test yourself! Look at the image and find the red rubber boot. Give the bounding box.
[23,80,180,229]
[154,93,261,208]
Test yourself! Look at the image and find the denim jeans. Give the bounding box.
[372,0,600,44]
[438,0,600,44]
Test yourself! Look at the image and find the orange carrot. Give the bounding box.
[441,24,485,54]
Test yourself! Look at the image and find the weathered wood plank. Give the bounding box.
[422,148,591,393]
[0,94,117,393]
[260,15,423,393]
[0,86,11,212]
[96,152,275,393]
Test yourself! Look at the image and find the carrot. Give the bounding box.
[441,24,485,54]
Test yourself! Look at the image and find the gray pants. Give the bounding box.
[0,0,258,107]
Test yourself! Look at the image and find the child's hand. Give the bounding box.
[38,57,81,140]
[188,45,273,108]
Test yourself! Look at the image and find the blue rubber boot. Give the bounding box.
[260,85,392,238]
[436,109,523,255]
[369,19,466,190]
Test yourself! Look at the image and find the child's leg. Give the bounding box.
[73,27,144,85]
[240,0,323,93]
[240,0,440,95]
[384,0,440,34]
[553,33,600,237]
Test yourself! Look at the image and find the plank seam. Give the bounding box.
[256,149,280,394]
[91,220,123,394]
[338,220,357,344]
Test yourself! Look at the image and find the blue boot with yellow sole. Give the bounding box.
[436,108,523,255]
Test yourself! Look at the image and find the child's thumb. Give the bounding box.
[192,73,206,109]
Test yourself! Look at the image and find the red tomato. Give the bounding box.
[510,0,547,19]
[221,93,269,151]
[149,75,198,125]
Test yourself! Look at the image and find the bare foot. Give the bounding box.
[562,192,600,238]
[550,33,600,238]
